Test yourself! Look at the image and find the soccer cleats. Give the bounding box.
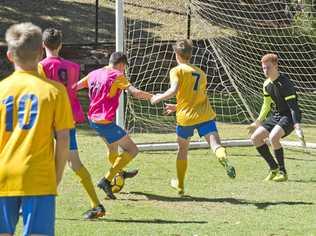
[97,177,116,200]
[218,158,236,179]
[83,204,106,220]
[170,178,185,196]
[122,169,139,179]
[263,169,279,181]
[272,171,288,182]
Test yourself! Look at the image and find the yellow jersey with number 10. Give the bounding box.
[0,70,74,196]
[170,64,216,126]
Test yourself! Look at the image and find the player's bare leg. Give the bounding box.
[251,126,269,147]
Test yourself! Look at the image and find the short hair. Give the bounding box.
[5,22,42,66]
[109,52,128,65]
[173,39,193,61]
[43,28,62,50]
[261,53,278,65]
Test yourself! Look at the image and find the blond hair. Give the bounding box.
[5,22,42,66]
[261,53,278,65]
[173,39,193,61]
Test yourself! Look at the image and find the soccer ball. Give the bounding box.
[111,172,125,193]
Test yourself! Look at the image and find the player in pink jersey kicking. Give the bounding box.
[39,28,105,219]
[76,52,153,199]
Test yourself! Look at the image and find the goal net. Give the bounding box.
[120,0,315,148]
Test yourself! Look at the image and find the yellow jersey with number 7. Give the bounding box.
[170,63,216,126]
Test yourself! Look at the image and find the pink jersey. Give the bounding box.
[40,57,85,123]
[87,67,128,123]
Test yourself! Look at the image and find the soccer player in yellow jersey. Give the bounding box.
[151,39,236,195]
[0,23,74,235]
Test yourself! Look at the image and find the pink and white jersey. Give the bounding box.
[40,57,85,123]
[87,67,129,123]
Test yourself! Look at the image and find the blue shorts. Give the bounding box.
[176,120,218,139]
[69,128,78,151]
[0,195,55,236]
[89,121,127,144]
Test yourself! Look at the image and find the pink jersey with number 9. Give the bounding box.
[39,57,85,123]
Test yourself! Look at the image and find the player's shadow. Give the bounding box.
[252,201,313,210]
[57,217,207,224]
[100,218,207,224]
[288,179,316,184]
[286,156,316,162]
[129,191,313,210]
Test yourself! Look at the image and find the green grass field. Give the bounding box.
[13,125,316,235]
[1,1,315,234]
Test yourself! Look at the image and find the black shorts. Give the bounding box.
[262,114,294,137]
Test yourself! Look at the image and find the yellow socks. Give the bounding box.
[108,152,119,165]
[176,159,187,191]
[105,152,133,181]
[215,146,227,161]
[215,146,236,179]
[75,165,100,208]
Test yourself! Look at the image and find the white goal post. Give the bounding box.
[115,0,125,128]
[114,0,316,152]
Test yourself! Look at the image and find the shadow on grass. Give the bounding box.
[0,1,161,44]
[286,157,316,162]
[288,179,316,184]
[252,201,313,210]
[129,191,314,210]
[57,217,207,224]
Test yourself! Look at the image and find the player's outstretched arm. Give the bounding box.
[73,76,89,90]
[150,81,179,105]
[55,129,70,186]
[247,95,272,134]
[127,85,153,100]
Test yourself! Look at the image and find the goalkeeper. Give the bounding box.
[248,53,304,182]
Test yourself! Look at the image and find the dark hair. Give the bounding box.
[109,52,128,65]
[42,28,62,50]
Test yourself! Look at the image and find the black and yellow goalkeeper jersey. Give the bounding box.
[258,73,301,124]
